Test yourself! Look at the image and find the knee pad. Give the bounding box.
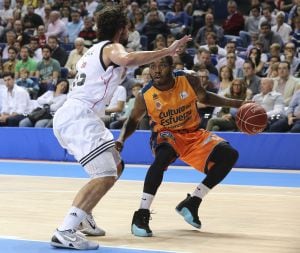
[210,142,239,165]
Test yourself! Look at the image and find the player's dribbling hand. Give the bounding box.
[115,140,123,152]
[168,35,192,56]
[241,100,254,106]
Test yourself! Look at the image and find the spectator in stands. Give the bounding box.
[145,1,165,23]
[194,48,218,76]
[194,13,224,48]
[2,30,17,59]
[28,36,42,62]
[247,47,265,77]
[237,60,261,98]
[126,19,141,52]
[258,5,276,28]
[135,66,151,130]
[166,33,176,47]
[101,84,127,128]
[291,16,300,57]
[165,0,191,37]
[133,8,146,34]
[2,46,18,74]
[226,52,240,78]
[267,62,280,78]
[269,43,282,60]
[51,0,63,11]
[239,5,261,48]
[280,42,300,76]
[36,25,47,47]
[288,0,300,26]
[46,11,67,42]
[109,82,143,129]
[41,4,51,30]
[15,46,37,78]
[22,4,44,33]
[222,0,244,36]
[66,9,83,44]
[244,5,261,35]
[12,19,31,46]
[252,78,285,131]
[273,61,300,106]
[126,1,140,21]
[19,78,69,128]
[199,32,227,57]
[141,10,170,50]
[34,0,46,18]
[36,45,61,95]
[0,0,13,26]
[13,40,22,56]
[269,86,300,132]
[78,1,89,18]
[0,72,31,126]
[271,11,292,45]
[85,0,98,17]
[16,68,39,99]
[47,35,68,66]
[174,42,193,70]
[206,78,247,131]
[217,65,234,96]
[216,41,245,70]
[65,37,88,78]
[78,16,96,48]
[60,6,71,26]
[194,68,217,129]
[275,0,294,12]
[258,21,283,53]
[152,33,167,50]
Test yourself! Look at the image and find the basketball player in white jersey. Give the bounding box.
[50,5,191,250]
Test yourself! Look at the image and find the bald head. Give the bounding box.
[261,78,274,94]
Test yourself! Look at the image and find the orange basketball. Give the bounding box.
[236,103,268,135]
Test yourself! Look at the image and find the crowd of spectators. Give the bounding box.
[0,0,299,132]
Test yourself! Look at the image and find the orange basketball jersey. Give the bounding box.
[142,72,224,172]
[142,72,201,132]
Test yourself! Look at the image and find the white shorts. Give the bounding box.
[53,100,120,178]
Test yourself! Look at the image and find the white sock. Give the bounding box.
[139,192,154,210]
[191,183,210,199]
[58,206,87,231]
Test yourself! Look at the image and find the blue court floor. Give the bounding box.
[0,238,174,253]
[0,160,299,188]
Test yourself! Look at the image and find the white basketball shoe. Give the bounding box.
[51,229,99,250]
[78,214,106,236]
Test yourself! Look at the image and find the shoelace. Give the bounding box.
[86,214,97,227]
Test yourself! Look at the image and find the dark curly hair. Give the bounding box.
[96,5,128,41]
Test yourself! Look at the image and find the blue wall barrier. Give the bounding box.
[0,128,299,170]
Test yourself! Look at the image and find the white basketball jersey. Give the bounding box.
[68,40,127,116]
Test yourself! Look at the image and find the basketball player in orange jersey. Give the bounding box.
[116,56,245,237]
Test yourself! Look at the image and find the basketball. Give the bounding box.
[236,103,268,135]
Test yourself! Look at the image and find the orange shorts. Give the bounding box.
[151,129,225,173]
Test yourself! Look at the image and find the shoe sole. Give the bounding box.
[176,207,201,229]
[51,241,99,250]
[51,235,99,250]
[80,230,106,237]
[131,224,153,237]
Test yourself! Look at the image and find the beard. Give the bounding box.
[120,37,128,47]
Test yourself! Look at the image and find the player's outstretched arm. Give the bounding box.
[186,74,244,108]
[116,93,147,151]
[108,35,192,68]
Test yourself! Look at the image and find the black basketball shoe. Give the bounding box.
[131,209,153,237]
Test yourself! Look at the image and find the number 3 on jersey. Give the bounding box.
[72,73,86,87]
